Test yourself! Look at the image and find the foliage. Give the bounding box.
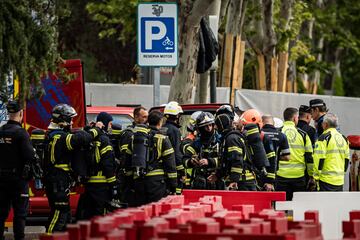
[0,0,69,101]
[86,0,137,45]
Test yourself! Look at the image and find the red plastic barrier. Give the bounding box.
[182,190,286,212]
[40,232,69,240]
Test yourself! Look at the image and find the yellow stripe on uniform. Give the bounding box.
[106,176,116,183]
[187,146,196,155]
[120,144,128,151]
[50,135,61,164]
[228,146,243,153]
[266,152,276,159]
[89,128,98,138]
[66,135,73,150]
[47,209,60,233]
[167,172,177,178]
[246,128,259,136]
[176,165,185,171]
[100,145,113,155]
[163,148,174,156]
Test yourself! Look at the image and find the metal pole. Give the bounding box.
[153,67,160,107]
[210,69,217,103]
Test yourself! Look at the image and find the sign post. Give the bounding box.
[137,3,178,106]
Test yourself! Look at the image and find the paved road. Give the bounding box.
[4,226,45,240]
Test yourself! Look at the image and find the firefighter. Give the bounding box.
[0,101,35,240]
[127,110,177,207]
[118,106,148,205]
[215,113,256,191]
[240,109,274,191]
[297,105,317,146]
[276,108,314,200]
[183,112,222,190]
[180,111,202,188]
[44,104,102,233]
[309,99,328,137]
[163,101,186,194]
[76,112,118,220]
[313,113,350,191]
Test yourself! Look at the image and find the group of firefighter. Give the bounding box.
[0,98,350,239]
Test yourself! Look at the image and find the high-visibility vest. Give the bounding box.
[277,121,313,178]
[313,128,350,186]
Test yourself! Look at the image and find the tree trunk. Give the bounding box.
[298,18,314,92]
[168,0,216,103]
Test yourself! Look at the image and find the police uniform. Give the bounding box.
[297,105,317,146]
[0,101,34,240]
[277,121,313,200]
[45,125,100,233]
[76,129,116,220]
[262,124,291,183]
[313,128,350,191]
[163,121,186,194]
[127,125,177,207]
[309,99,327,137]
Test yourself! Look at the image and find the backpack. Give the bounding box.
[131,125,156,177]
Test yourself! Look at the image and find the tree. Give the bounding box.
[0,0,64,101]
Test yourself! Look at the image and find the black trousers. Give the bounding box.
[133,176,168,207]
[275,176,306,200]
[122,176,136,207]
[44,170,72,233]
[237,179,257,191]
[319,180,343,191]
[76,183,111,220]
[0,176,28,240]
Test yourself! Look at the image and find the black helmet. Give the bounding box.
[196,112,215,128]
[215,114,232,133]
[216,105,235,120]
[51,104,77,124]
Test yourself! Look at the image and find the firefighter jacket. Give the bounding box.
[46,127,101,173]
[262,133,277,184]
[220,129,254,182]
[118,125,134,176]
[262,124,291,183]
[127,126,178,189]
[183,133,220,178]
[279,121,313,178]
[313,128,350,186]
[87,131,116,185]
[163,121,186,175]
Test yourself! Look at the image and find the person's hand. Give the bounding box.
[95,121,105,129]
[191,156,200,166]
[227,182,238,190]
[307,177,317,191]
[207,173,218,183]
[263,183,275,191]
[199,158,209,166]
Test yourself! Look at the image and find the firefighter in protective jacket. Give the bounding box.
[76,112,117,220]
[183,112,222,190]
[44,104,102,233]
[126,110,177,207]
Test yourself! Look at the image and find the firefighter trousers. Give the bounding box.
[0,176,28,240]
[76,183,111,220]
[133,176,168,207]
[44,170,72,233]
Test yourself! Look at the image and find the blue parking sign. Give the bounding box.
[141,17,175,53]
[137,3,178,67]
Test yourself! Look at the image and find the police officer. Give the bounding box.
[76,112,117,220]
[0,101,34,240]
[276,108,314,200]
[163,101,186,194]
[127,110,177,207]
[313,113,350,191]
[215,113,256,191]
[297,105,317,146]
[183,112,222,190]
[309,99,328,137]
[44,104,102,233]
[261,115,291,190]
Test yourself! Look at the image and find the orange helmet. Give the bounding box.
[240,109,262,125]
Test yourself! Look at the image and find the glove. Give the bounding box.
[307,177,317,191]
[263,183,275,191]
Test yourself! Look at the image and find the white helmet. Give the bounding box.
[164,101,183,116]
[273,117,284,129]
